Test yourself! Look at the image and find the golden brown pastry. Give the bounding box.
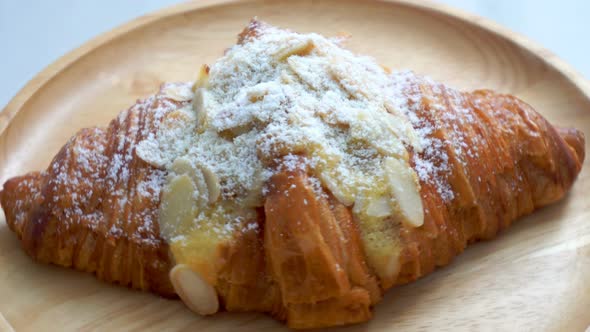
[2,93,179,297]
[1,21,585,329]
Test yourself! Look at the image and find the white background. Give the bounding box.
[1,0,589,109]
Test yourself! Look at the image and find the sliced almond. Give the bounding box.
[159,174,198,240]
[357,225,402,286]
[287,56,325,91]
[163,108,195,128]
[365,196,392,218]
[352,195,366,215]
[171,157,209,206]
[169,264,219,316]
[192,169,210,206]
[383,101,423,152]
[382,252,401,285]
[318,171,355,206]
[384,157,424,227]
[218,123,254,140]
[161,83,194,102]
[192,88,213,133]
[196,163,220,204]
[191,64,210,92]
[135,107,195,168]
[328,61,371,100]
[171,157,193,175]
[280,70,298,85]
[240,172,265,208]
[274,38,314,60]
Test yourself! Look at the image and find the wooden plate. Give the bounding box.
[1,0,589,331]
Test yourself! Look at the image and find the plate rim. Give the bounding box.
[1,0,589,136]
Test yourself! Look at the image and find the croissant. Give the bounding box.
[1,21,585,329]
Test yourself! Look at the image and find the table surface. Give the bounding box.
[0,0,589,109]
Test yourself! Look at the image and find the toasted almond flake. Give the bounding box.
[319,171,354,206]
[197,163,220,204]
[171,157,209,206]
[159,174,198,239]
[384,252,401,281]
[384,157,424,227]
[274,38,314,60]
[192,64,210,92]
[162,83,194,102]
[365,196,392,218]
[193,88,214,133]
[169,264,219,315]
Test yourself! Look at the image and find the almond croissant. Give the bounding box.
[1,23,585,329]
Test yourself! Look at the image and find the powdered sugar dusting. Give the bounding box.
[34,84,191,246]
[388,70,483,202]
[9,22,482,256]
[388,71,453,201]
[140,21,428,239]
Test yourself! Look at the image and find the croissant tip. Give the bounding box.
[557,127,586,166]
[0,180,14,232]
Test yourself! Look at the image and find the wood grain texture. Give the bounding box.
[0,0,589,331]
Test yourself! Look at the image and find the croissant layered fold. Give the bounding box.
[2,96,179,297]
[1,77,584,328]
